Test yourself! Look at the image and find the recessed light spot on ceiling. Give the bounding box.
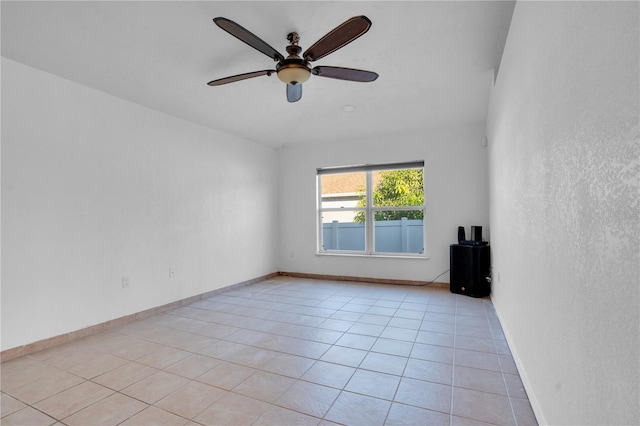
[343,105,355,112]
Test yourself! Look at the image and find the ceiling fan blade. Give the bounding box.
[311,66,378,82]
[286,83,302,103]
[213,17,285,62]
[303,16,372,62]
[207,70,275,86]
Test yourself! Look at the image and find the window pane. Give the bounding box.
[321,211,365,251]
[372,168,424,207]
[320,172,366,209]
[317,163,426,256]
[374,213,424,254]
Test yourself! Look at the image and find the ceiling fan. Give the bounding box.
[207,16,379,103]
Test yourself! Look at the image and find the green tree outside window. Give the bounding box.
[354,169,424,222]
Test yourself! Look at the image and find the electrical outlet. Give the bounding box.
[122,276,130,288]
[169,267,175,278]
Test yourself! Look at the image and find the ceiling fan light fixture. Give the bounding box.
[276,64,311,85]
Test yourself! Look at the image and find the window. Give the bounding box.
[317,161,425,256]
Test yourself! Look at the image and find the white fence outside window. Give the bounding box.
[322,218,424,253]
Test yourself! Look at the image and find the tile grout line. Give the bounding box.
[449,295,459,426]
[381,292,422,426]
[327,293,386,424]
[483,298,520,426]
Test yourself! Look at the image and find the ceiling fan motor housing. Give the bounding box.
[276,36,311,85]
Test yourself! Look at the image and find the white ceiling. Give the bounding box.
[1,1,515,148]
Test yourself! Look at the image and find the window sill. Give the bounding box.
[316,252,429,260]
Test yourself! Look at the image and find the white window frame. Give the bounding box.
[317,161,427,258]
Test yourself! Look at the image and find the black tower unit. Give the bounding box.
[450,244,491,297]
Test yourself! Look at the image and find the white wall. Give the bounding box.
[1,58,279,351]
[278,125,489,283]
[487,2,639,425]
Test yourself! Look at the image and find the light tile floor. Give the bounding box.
[1,276,538,425]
